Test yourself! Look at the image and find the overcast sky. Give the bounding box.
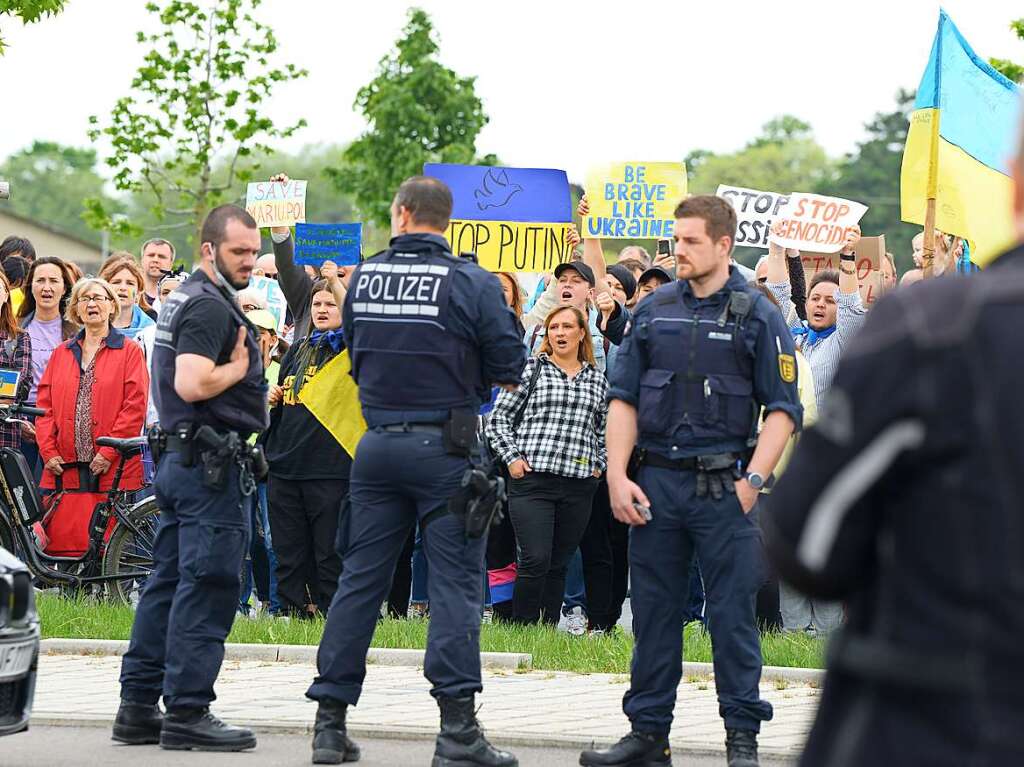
[1,0,1021,181]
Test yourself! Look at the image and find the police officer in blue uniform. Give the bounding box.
[305,176,526,767]
[580,196,802,767]
[114,205,268,752]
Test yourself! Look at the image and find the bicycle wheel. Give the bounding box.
[0,513,14,554]
[102,496,160,606]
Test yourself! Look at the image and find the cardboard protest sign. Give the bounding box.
[245,180,307,228]
[801,235,885,307]
[769,193,868,253]
[294,223,361,266]
[584,162,687,239]
[424,163,573,272]
[716,185,791,247]
[247,274,288,333]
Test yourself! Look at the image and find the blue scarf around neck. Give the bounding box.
[309,328,344,353]
[792,323,836,346]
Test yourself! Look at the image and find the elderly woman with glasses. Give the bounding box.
[36,278,149,514]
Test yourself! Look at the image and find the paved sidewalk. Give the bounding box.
[33,654,820,757]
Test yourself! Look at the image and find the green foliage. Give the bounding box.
[86,0,307,256]
[0,141,122,244]
[990,18,1024,83]
[816,89,917,274]
[0,0,65,53]
[689,116,834,196]
[329,8,491,229]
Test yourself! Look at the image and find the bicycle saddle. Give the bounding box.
[95,436,148,456]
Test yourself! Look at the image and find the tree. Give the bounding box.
[0,141,123,244]
[990,18,1024,83]
[329,8,493,228]
[0,0,66,53]
[688,116,834,197]
[816,90,917,274]
[86,0,307,256]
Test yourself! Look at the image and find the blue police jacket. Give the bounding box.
[342,233,527,428]
[608,266,802,460]
[152,269,269,436]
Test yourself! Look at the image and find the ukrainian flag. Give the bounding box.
[901,10,1022,266]
[0,369,18,399]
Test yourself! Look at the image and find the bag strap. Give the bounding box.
[511,357,544,432]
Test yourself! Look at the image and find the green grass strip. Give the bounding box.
[37,594,825,674]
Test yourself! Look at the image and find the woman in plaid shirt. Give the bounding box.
[486,306,608,626]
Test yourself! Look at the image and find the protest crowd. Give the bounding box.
[0,166,953,634]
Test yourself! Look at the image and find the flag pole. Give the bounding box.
[922,198,936,278]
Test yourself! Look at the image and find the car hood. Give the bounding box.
[0,546,27,573]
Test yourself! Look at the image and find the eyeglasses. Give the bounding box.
[76,295,110,306]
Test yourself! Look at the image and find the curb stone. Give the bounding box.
[39,638,532,670]
[29,715,803,759]
[40,638,824,683]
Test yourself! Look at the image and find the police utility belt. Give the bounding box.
[380,410,505,540]
[632,448,745,501]
[147,423,269,494]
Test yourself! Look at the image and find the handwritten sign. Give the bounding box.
[424,163,573,272]
[769,193,868,254]
[444,220,575,273]
[248,275,288,333]
[245,180,308,229]
[801,235,885,307]
[294,223,361,266]
[584,162,687,239]
[716,185,791,247]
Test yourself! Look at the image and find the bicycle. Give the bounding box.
[0,402,160,605]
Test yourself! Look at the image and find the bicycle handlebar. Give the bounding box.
[0,403,45,418]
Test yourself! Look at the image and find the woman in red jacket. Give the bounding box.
[36,277,148,554]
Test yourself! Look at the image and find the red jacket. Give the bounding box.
[36,328,149,491]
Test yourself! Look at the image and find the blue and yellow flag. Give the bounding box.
[298,349,367,458]
[901,11,1022,266]
[0,369,19,399]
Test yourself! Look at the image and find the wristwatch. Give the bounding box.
[745,471,765,490]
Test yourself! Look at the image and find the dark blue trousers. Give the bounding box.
[308,429,487,705]
[624,466,772,733]
[119,453,250,709]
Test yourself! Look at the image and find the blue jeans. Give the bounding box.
[239,482,280,614]
[411,525,429,604]
[562,549,587,615]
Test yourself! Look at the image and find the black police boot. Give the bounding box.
[431,695,517,767]
[312,699,361,764]
[579,730,671,766]
[111,700,163,745]
[725,728,759,767]
[159,707,257,752]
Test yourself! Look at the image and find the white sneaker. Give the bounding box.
[563,607,588,636]
[481,606,493,624]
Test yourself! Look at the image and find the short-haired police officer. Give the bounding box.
[580,196,802,767]
[115,205,268,752]
[306,176,526,766]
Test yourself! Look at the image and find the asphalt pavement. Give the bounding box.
[4,725,798,766]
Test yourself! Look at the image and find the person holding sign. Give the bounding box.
[582,196,801,767]
[765,220,867,410]
[263,262,351,620]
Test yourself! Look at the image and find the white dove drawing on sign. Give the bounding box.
[474,168,522,211]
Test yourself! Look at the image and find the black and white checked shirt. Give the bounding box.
[486,354,608,479]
